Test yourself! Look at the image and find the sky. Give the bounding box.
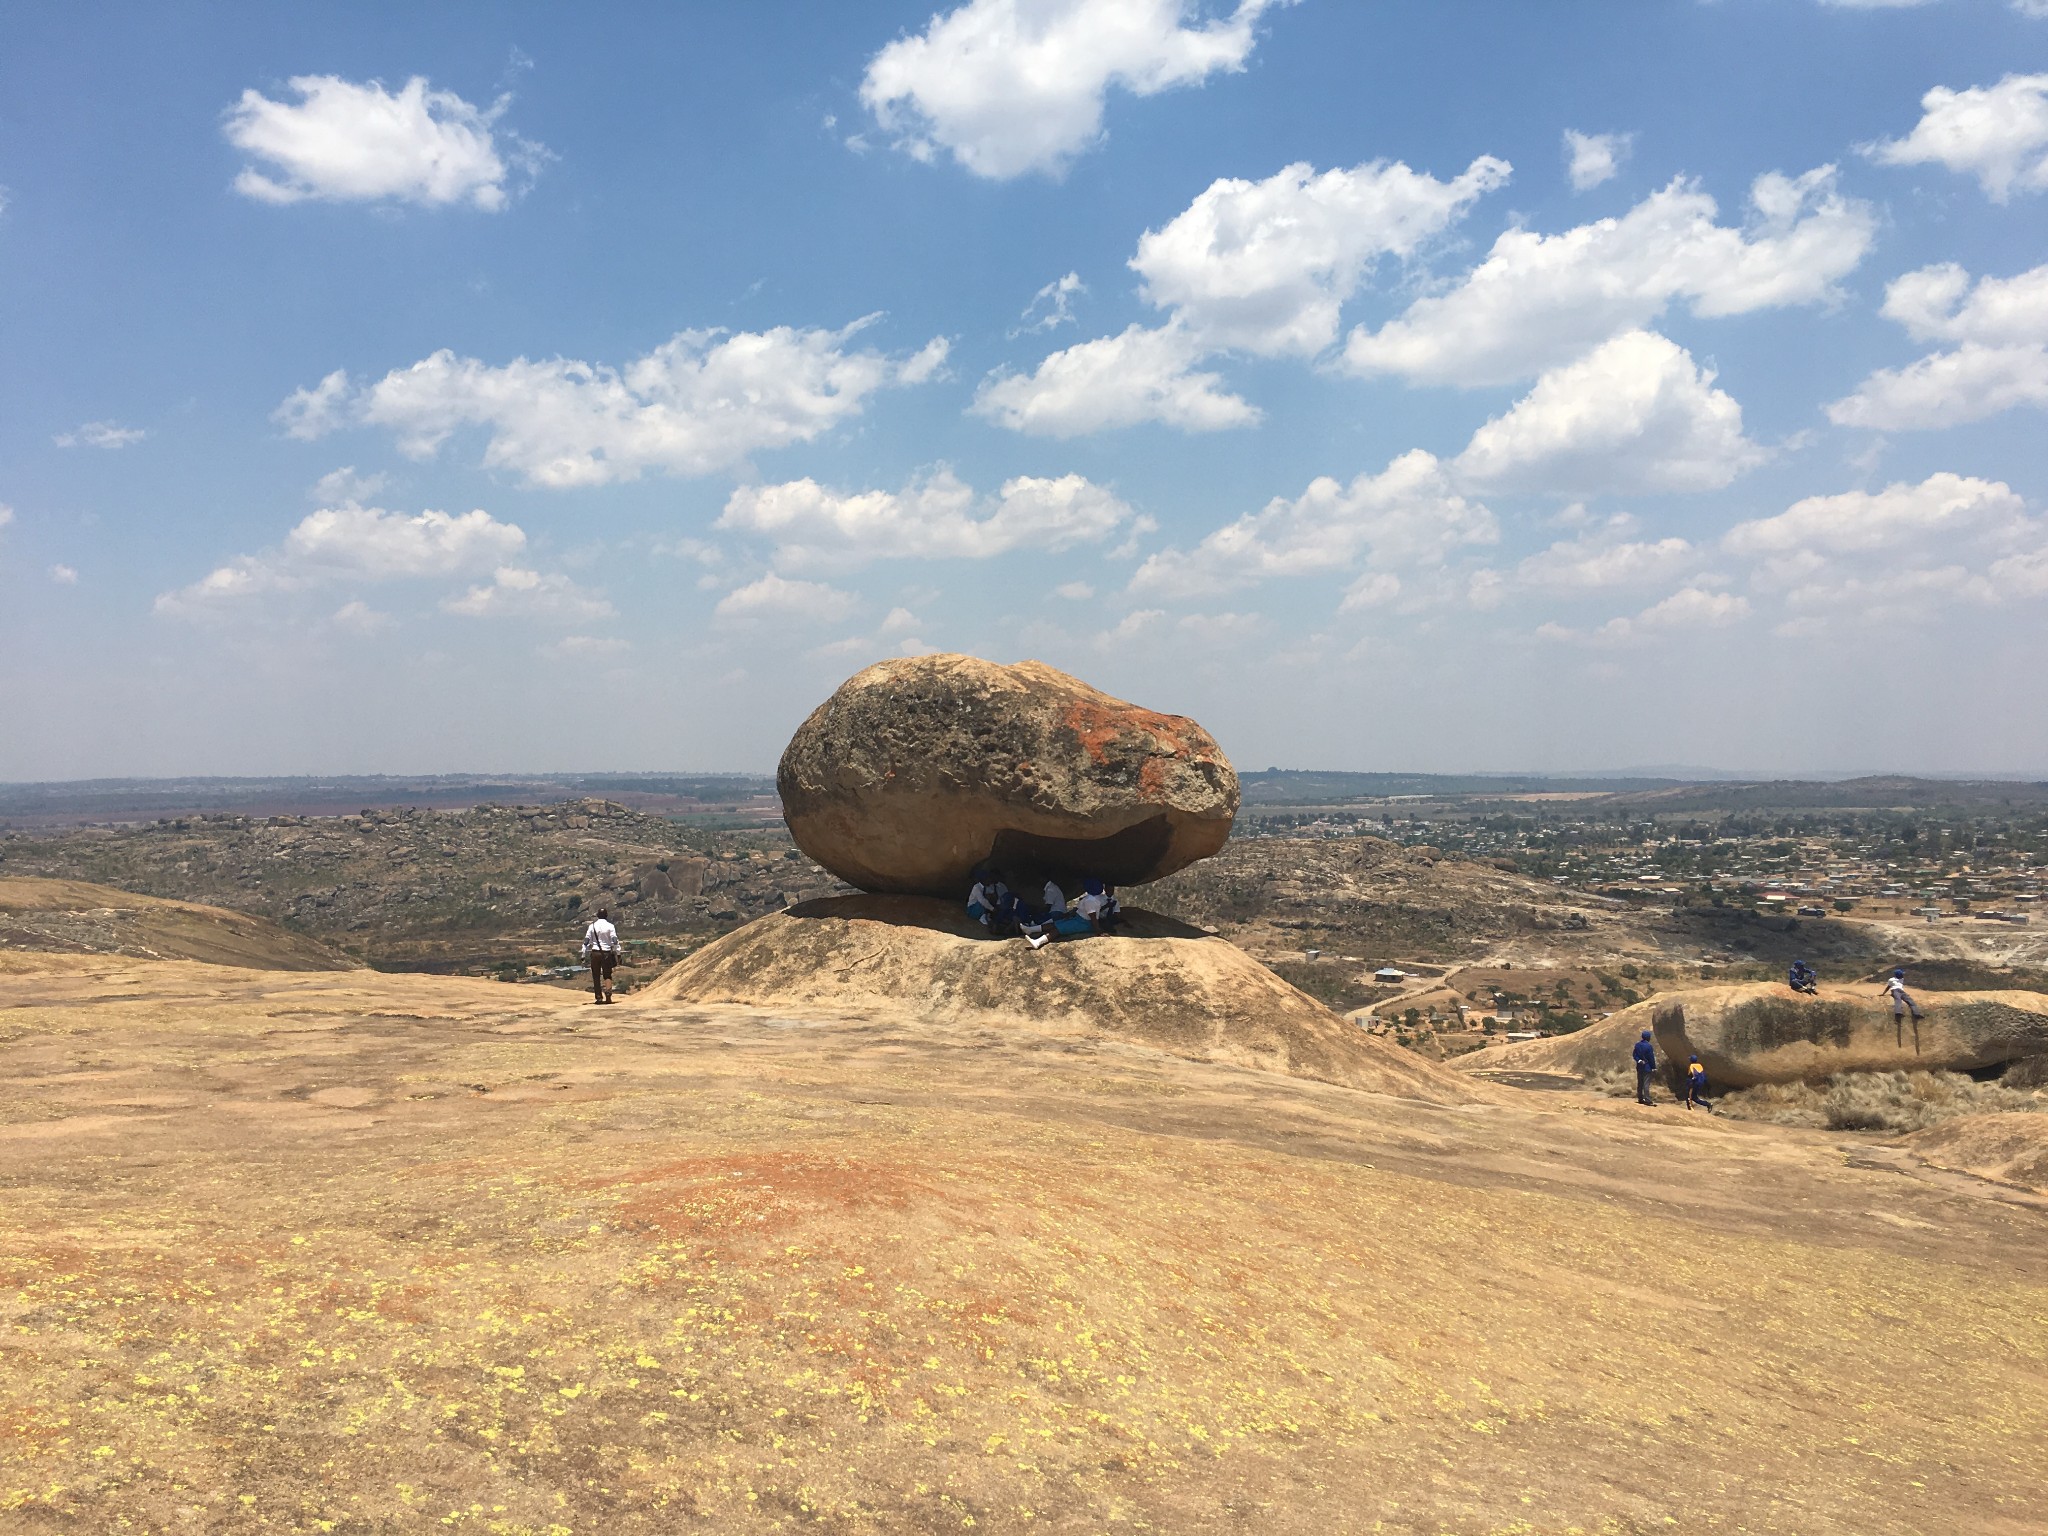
[2,0,2046,781]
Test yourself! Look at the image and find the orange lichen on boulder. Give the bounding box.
[779,655,1238,896]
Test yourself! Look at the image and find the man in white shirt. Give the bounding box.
[581,906,621,1003]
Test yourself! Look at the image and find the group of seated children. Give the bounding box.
[965,871,1122,948]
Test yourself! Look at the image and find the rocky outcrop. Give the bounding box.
[778,655,1238,897]
[639,894,1474,1101]
[1650,983,2048,1088]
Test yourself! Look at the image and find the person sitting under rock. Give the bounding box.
[1019,876,1099,949]
[1788,959,1818,995]
[966,873,999,930]
[581,906,620,1004]
[1076,878,1121,934]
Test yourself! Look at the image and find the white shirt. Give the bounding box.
[582,917,620,955]
[1043,880,1067,914]
[1886,975,1909,998]
[968,882,992,909]
[1075,891,1106,919]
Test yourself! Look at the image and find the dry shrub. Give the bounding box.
[1720,1070,2048,1133]
[1585,1065,1643,1099]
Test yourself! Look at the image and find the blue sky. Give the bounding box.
[3,0,2046,780]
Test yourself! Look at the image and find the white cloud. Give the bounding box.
[49,564,78,585]
[1344,167,1874,385]
[1826,343,2048,431]
[1563,130,1632,192]
[310,466,391,503]
[223,75,544,209]
[155,503,527,616]
[54,420,146,449]
[1879,260,2048,344]
[1093,608,1166,648]
[1453,330,1767,496]
[972,323,1258,436]
[1828,261,2048,431]
[1130,449,1497,599]
[1515,532,1696,591]
[280,322,948,487]
[1055,580,1096,600]
[276,371,353,440]
[714,572,859,625]
[717,466,1132,568]
[0,505,12,530]
[1620,586,1749,632]
[1723,473,2048,630]
[1129,155,1510,355]
[860,0,1288,179]
[1012,272,1086,336]
[442,567,613,623]
[1864,73,2048,202]
[1724,473,2026,558]
[330,599,394,635]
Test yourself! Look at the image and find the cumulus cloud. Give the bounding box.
[1723,473,2048,630]
[1344,167,1874,386]
[1514,531,1697,591]
[971,323,1258,436]
[860,0,1289,179]
[1563,130,1632,192]
[1828,261,2048,431]
[713,572,859,624]
[54,421,146,449]
[1129,449,1497,599]
[1129,155,1510,355]
[442,567,613,622]
[717,467,1132,569]
[1863,73,2048,202]
[50,564,78,585]
[1827,344,2048,431]
[1542,585,1750,646]
[155,502,527,616]
[278,322,948,487]
[1725,473,2026,558]
[223,75,545,209]
[1453,330,1767,496]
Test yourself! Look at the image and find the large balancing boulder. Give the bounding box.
[779,654,1238,897]
[1651,982,2048,1088]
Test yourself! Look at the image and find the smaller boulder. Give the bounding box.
[1651,983,2048,1088]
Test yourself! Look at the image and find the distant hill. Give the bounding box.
[0,773,780,828]
[1237,770,2048,813]
[1237,770,1687,803]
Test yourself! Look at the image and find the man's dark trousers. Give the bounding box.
[1636,1066,1655,1104]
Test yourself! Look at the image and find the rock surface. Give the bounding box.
[0,876,355,970]
[1650,983,2048,1087]
[641,895,1472,1100]
[778,655,1238,897]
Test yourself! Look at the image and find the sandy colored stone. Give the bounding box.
[1649,982,2048,1087]
[0,875,355,970]
[641,894,1468,1099]
[777,654,1237,897]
